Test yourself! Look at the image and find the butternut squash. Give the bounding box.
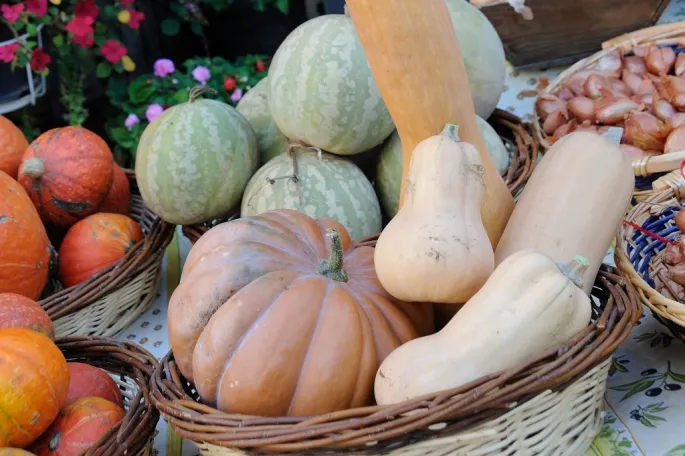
[374,250,592,405]
[495,132,634,294]
[346,0,514,247]
[374,125,494,303]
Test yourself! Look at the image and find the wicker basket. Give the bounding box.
[616,185,685,341]
[151,249,639,455]
[534,22,685,201]
[57,336,160,456]
[181,108,540,245]
[40,170,175,338]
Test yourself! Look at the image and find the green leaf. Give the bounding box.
[49,6,59,15]
[171,89,189,104]
[618,441,633,448]
[27,23,37,36]
[643,413,666,422]
[191,22,204,36]
[95,35,107,46]
[645,402,667,412]
[52,34,65,48]
[96,62,112,78]
[128,79,156,103]
[666,444,685,456]
[162,18,181,36]
[169,3,189,17]
[668,364,685,383]
[610,379,654,401]
[639,417,656,428]
[95,22,107,35]
[275,0,289,14]
[252,0,267,11]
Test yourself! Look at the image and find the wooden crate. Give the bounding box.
[472,0,670,69]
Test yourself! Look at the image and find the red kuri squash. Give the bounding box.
[65,363,123,407]
[0,115,29,178]
[98,164,130,215]
[0,293,54,339]
[18,127,114,227]
[0,328,70,448]
[30,397,125,456]
[58,213,143,288]
[0,171,52,300]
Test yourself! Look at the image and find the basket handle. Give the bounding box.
[601,21,685,51]
[633,150,685,177]
[470,0,533,19]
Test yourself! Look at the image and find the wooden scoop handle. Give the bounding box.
[633,151,685,177]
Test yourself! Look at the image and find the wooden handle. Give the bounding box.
[601,22,685,51]
[347,0,514,246]
[633,151,685,177]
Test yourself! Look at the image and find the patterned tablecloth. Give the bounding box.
[122,1,685,454]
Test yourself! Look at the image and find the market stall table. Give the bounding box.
[124,1,685,454]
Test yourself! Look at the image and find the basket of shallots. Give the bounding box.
[535,21,685,200]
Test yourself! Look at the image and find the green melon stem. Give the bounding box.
[441,124,461,142]
[557,255,589,290]
[189,85,218,103]
[318,229,349,282]
[21,157,45,179]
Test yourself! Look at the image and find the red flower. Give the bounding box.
[255,60,266,73]
[74,0,99,19]
[25,0,48,17]
[0,43,20,64]
[1,3,24,23]
[100,40,127,64]
[72,34,95,49]
[66,16,95,37]
[127,9,145,29]
[224,77,236,91]
[30,48,51,72]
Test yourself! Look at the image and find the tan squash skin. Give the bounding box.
[494,132,634,294]
[373,125,494,304]
[374,250,592,405]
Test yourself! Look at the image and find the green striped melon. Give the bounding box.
[241,148,381,240]
[267,15,395,156]
[135,98,258,225]
[237,77,288,164]
[376,116,510,218]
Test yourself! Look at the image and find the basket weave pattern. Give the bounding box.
[57,336,160,456]
[40,170,174,338]
[151,262,638,455]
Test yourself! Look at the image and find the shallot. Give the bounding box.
[624,111,671,150]
[536,94,567,121]
[564,70,602,96]
[665,125,685,153]
[633,45,650,58]
[668,262,685,287]
[672,113,685,128]
[619,144,660,160]
[659,76,685,110]
[677,53,685,76]
[624,56,648,75]
[584,74,609,99]
[594,49,623,78]
[552,119,576,141]
[646,46,676,76]
[595,97,639,124]
[557,87,575,101]
[653,96,676,122]
[568,96,595,123]
[574,120,598,134]
[608,78,633,97]
[622,69,644,94]
[543,109,568,135]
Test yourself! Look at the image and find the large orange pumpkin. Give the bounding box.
[30,397,125,456]
[58,213,143,288]
[0,116,29,178]
[169,209,434,417]
[98,164,130,215]
[0,328,70,448]
[0,293,54,339]
[18,127,114,227]
[65,363,123,407]
[0,171,52,300]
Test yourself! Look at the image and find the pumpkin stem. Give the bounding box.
[318,228,349,282]
[557,255,589,290]
[440,124,461,142]
[189,86,218,103]
[20,157,45,179]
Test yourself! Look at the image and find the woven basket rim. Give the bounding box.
[181,108,540,246]
[533,20,685,153]
[56,335,160,456]
[150,260,640,454]
[39,169,175,321]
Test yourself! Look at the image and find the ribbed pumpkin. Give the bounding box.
[135,90,258,225]
[0,293,54,339]
[0,115,29,178]
[0,171,52,300]
[18,127,114,227]
[0,328,70,448]
[98,164,130,215]
[30,397,125,456]
[169,209,433,417]
[237,77,288,164]
[241,148,382,240]
[65,363,123,407]
[376,117,511,217]
[58,213,143,288]
[268,14,394,155]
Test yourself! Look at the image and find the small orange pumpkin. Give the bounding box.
[0,171,52,300]
[0,293,54,339]
[65,363,123,407]
[58,213,143,288]
[0,328,70,448]
[98,164,130,215]
[18,127,114,227]
[0,115,29,178]
[30,397,125,456]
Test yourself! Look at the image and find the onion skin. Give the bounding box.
[665,125,685,153]
[619,144,660,160]
[624,56,648,75]
[646,46,676,76]
[624,111,671,150]
[536,93,567,121]
[595,97,640,124]
[568,96,595,123]
[543,109,568,135]
[672,113,685,128]
[677,53,685,76]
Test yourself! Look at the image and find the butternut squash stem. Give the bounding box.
[557,256,589,290]
[318,229,348,282]
[20,157,45,178]
[440,124,461,142]
[189,86,218,103]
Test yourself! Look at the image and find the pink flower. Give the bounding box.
[1,3,24,23]
[66,16,95,37]
[0,43,20,64]
[74,0,99,19]
[230,88,243,103]
[30,48,51,72]
[192,66,211,84]
[146,104,164,123]
[153,58,175,77]
[125,113,140,130]
[25,0,48,17]
[127,9,145,29]
[72,34,95,49]
[187,3,197,11]
[100,40,127,64]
